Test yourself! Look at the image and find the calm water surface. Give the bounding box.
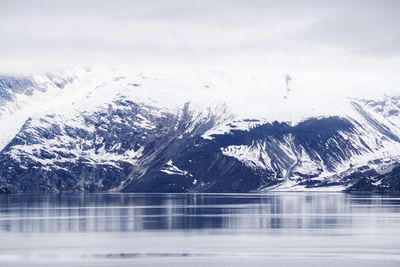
[0,193,399,267]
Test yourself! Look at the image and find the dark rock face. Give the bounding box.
[0,97,226,192]
[380,166,400,192]
[130,117,356,193]
[347,165,400,193]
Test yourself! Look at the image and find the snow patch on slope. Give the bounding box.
[160,160,193,177]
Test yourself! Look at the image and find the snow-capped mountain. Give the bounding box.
[0,68,399,193]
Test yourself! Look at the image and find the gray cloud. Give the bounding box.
[0,0,399,80]
[300,1,400,57]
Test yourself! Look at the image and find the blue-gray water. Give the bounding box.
[0,193,399,267]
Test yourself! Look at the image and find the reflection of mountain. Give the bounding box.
[1,193,399,233]
[0,69,400,193]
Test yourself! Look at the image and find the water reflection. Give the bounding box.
[0,193,399,233]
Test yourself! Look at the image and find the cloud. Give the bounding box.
[0,0,399,97]
[300,1,400,57]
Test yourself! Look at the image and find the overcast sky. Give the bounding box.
[0,0,399,97]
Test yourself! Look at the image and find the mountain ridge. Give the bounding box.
[0,68,399,193]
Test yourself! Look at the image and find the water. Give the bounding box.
[0,193,399,267]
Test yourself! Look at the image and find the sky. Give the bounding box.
[0,0,399,98]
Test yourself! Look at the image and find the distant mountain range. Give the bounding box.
[0,67,399,193]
